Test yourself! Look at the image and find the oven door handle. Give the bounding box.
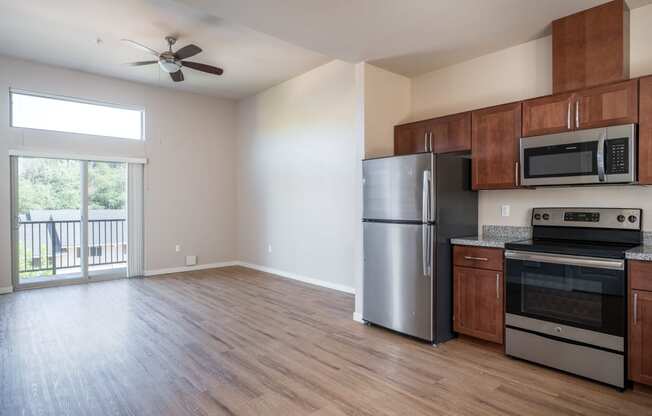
[504,250,624,270]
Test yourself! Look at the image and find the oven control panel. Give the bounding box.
[532,207,642,230]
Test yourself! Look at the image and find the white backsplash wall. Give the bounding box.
[479,186,652,232]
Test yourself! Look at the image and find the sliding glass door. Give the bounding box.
[11,156,128,289]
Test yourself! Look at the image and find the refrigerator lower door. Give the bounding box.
[363,221,433,341]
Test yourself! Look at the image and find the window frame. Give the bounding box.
[9,88,146,141]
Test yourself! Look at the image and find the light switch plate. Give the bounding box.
[185,255,197,266]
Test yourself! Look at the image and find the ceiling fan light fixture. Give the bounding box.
[158,58,181,73]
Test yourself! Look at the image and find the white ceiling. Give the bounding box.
[183,0,652,77]
[0,0,330,99]
[0,0,650,99]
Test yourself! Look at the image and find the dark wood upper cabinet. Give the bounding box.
[523,79,638,137]
[640,76,652,185]
[431,112,472,154]
[522,93,574,137]
[394,122,428,155]
[471,102,522,190]
[395,112,471,156]
[575,79,638,130]
[553,0,629,94]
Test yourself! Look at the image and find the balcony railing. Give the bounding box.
[18,219,127,274]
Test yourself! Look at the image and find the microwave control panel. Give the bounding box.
[605,138,629,175]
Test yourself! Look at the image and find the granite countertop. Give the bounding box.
[450,225,531,249]
[626,245,652,261]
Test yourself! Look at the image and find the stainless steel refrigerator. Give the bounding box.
[362,152,477,344]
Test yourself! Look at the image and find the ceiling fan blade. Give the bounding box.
[174,44,202,60]
[181,61,223,76]
[121,39,160,57]
[127,60,158,66]
[170,70,184,82]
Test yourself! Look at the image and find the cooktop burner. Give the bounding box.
[506,207,643,259]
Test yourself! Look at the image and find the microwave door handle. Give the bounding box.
[597,130,606,182]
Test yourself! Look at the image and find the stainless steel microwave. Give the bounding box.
[520,124,636,186]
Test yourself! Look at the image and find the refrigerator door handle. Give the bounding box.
[422,171,428,223]
[422,224,428,276]
[427,225,433,276]
[422,170,432,223]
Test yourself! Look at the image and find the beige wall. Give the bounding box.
[0,56,238,290]
[409,4,652,232]
[236,60,359,291]
[363,64,411,158]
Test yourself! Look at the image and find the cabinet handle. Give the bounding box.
[515,162,520,187]
[464,256,488,261]
[429,132,433,153]
[634,292,639,325]
[567,101,571,130]
[496,273,500,300]
[424,132,428,152]
[575,101,580,129]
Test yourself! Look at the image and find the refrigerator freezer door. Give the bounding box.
[363,154,434,222]
[363,221,433,341]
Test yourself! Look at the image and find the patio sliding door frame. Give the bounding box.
[10,156,127,291]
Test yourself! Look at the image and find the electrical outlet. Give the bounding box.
[267,244,272,253]
[175,245,181,252]
[501,205,510,217]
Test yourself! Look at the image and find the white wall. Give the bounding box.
[236,60,359,292]
[409,4,652,232]
[0,55,238,290]
[363,64,411,158]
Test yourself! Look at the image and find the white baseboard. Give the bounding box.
[0,286,14,295]
[353,312,364,323]
[144,260,355,296]
[144,261,239,277]
[237,262,356,294]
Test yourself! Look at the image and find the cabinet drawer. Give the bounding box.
[629,260,652,292]
[453,246,504,271]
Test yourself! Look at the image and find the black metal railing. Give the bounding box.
[18,219,127,274]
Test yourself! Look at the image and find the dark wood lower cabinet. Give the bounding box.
[630,289,652,386]
[453,265,504,344]
[629,260,652,387]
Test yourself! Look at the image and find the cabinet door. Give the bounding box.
[522,93,574,137]
[471,102,522,190]
[454,267,504,344]
[552,0,628,93]
[395,122,428,155]
[630,290,652,385]
[431,112,471,153]
[639,77,652,185]
[574,80,638,130]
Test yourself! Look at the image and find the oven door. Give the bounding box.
[521,133,601,186]
[505,251,625,343]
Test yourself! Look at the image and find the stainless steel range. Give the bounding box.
[504,207,643,388]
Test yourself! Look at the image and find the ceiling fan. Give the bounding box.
[122,36,223,82]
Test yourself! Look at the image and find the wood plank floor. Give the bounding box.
[1,266,651,416]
